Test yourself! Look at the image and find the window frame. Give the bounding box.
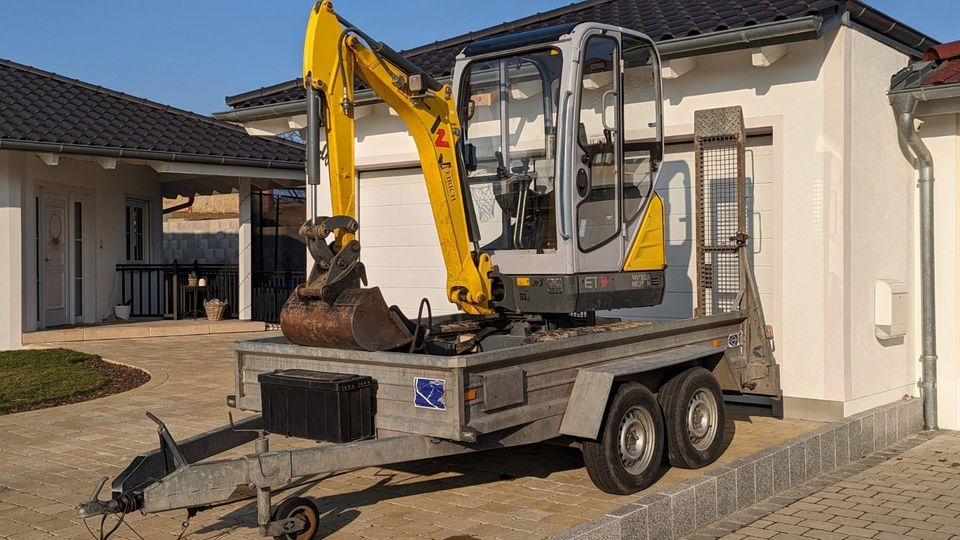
[124,198,150,263]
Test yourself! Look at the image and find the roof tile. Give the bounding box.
[226,0,845,110]
[0,59,304,166]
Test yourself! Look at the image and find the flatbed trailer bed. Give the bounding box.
[234,311,764,443]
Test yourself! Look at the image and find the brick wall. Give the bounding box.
[162,216,239,265]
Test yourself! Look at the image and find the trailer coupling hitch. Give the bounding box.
[76,476,141,518]
[76,412,187,519]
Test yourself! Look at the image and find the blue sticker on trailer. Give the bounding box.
[414,377,446,410]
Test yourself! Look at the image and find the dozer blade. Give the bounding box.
[280,286,413,351]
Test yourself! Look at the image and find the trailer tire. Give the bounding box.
[658,367,725,469]
[582,383,665,495]
[272,496,320,540]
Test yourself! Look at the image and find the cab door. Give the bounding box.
[573,32,623,273]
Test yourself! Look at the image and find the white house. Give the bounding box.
[215,0,960,428]
[0,58,305,349]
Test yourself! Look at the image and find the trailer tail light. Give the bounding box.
[464,389,478,401]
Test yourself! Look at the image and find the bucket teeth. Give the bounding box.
[280,215,413,351]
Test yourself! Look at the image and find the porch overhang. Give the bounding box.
[146,160,305,198]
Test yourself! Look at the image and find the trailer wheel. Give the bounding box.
[658,367,725,469]
[272,496,319,540]
[582,383,665,495]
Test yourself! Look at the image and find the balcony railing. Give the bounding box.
[115,263,303,322]
[252,271,303,323]
[116,262,239,319]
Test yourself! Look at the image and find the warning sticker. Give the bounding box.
[414,377,446,410]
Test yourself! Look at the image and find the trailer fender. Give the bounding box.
[558,342,724,439]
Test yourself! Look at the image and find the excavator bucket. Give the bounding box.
[281,286,412,351]
[279,215,413,352]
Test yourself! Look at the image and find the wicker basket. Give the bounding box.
[203,299,228,321]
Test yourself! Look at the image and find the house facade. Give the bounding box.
[215,0,959,427]
[0,59,305,349]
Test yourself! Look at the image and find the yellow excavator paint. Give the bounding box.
[623,193,667,271]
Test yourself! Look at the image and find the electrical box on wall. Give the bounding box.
[875,279,908,340]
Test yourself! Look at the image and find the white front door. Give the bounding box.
[41,191,70,327]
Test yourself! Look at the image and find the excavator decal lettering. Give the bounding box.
[430,115,450,148]
[434,128,450,148]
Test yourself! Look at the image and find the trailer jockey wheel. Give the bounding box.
[658,367,725,469]
[582,383,665,495]
[272,497,319,540]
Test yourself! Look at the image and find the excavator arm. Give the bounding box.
[282,1,494,351]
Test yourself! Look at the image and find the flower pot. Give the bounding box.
[187,277,199,287]
[114,305,132,321]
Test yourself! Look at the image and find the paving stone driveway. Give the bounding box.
[698,432,960,540]
[0,333,822,540]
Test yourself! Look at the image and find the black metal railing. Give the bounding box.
[116,262,240,320]
[116,264,166,318]
[252,271,304,323]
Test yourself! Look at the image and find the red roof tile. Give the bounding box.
[918,41,960,87]
[922,60,960,86]
[923,41,960,62]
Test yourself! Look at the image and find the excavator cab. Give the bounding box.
[454,23,666,314]
[284,1,666,351]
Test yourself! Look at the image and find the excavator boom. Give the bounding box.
[282,0,493,350]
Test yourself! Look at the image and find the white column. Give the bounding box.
[238,177,252,320]
[0,151,24,349]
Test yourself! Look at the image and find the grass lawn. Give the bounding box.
[0,348,109,414]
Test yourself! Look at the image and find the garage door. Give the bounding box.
[357,168,455,315]
[616,134,776,322]
[357,134,776,322]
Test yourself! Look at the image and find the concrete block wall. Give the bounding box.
[162,217,239,265]
[554,397,923,540]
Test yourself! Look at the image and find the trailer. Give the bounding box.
[76,257,776,540]
[77,106,779,539]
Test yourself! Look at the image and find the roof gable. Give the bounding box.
[0,59,305,167]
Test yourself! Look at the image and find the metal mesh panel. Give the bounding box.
[695,107,746,316]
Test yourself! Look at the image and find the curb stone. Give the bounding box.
[550,397,923,540]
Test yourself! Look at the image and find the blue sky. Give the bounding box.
[0,1,956,115]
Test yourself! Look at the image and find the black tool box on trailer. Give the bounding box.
[258,369,374,443]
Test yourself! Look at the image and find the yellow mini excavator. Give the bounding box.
[282,0,667,352]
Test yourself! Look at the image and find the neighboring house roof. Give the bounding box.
[0,58,305,169]
[891,40,960,93]
[223,0,936,113]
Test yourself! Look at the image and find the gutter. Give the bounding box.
[163,195,195,214]
[846,0,936,58]
[213,15,834,125]
[214,101,312,124]
[889,83,960,431]
[889,82,960,102]
[656,15,829,59]
[0,139,305,170]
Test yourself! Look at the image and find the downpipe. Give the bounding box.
[892,92,938,431]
